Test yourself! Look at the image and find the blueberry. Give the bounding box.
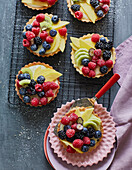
[82,127,88,134]
[100,37,107,43]
[100,66,108,74]
[29,79,36,88]
[58,130,66,140]
[64,125,71,132]
[34,37,42,45]
[94,5,101,13]
[81,145,89,152]
[103,50,111,60]
[51,15,59,24]
[90,0,99,7]
[18,74,24,81]
[97,10,104,17]
[81,58,90,66]
[39,48,45,55]
[38,91,45,98]
[25,87,32,95]
[94,130,102,138]
[37,76,45,84]
[19,88,26,95]
[42,41,51,50]
[31,44,38,51]
[49,29,57,37]
[31,89,36,95]
[90,139,95,147]
[23,73,30,79]
[22,32,26,39]
[23,96,30,103]
[25,24,32,31]
[71,4,80,12]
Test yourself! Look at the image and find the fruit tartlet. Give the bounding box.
[57,107,103,154]
[22,13,69,57]
[67,0,110,23]
[15,62,62,106]
[21,0,57,10]
[70,33,116,78]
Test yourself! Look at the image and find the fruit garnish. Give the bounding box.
[35,84,43,92]
[40,15,52,30]
[81,144,89,152]
[36,14,45,22]
[76,124,83,131]
[52,21,69,30]
[100,65,108,74]
[58,130,66,140]
[94,49,102,57]
[59,38,65,52]
[75,11,83,19]
[61,116,70,125]
[77,117,83,125]
[105,60,113,68]
[32,20,40,27]
[91,34,100,42]
[70,37,80,48]
[23,39,30,47]
[19,79,31,86]
[81,108,94,123]
[32,27,40,36]
[45,89,54,97]
[66,129,75,138]
[89,48,95,57]
[73,139,84,148]
[82,67,90,75]
[26,31,35,41]
[58,27,67,36]
[97,59,105,67]
[21,68,33,79]
[51,15,59,24]
[66,145,76,153]
[79,39,94,50]
[88,62,96,70]
[31,97,39,106]
[25,24,32,31]
[88,70,96,77]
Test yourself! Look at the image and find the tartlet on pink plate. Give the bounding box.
[49,100,116,167]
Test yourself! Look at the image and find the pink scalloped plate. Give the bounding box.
[49,100,116,167]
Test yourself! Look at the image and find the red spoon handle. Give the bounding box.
[95,73,120,99]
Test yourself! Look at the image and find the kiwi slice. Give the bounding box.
[75,48,88,56]
[19,79,31,86]
[21,68,33,79]
[40,15,52,30]
[77,117,83,125]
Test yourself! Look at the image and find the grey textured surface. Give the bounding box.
[0,0,132,170]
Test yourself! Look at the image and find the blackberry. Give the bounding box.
[95,42,104,50]
[75,132,84,140]
[90,0,99,8]
[86,127,95,138]
[104,41,113,50]
[58,130,66,140]
[66,136,75,142]
[100,66,108,74]
[25,87,32,95]
[103,50,111,60]
[34,37,42,45]
[71,4,80,12]
[19,88,26,95]
[64,125,71,132]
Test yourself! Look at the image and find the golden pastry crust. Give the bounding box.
[15,62,60,107]
[71,33,116,78]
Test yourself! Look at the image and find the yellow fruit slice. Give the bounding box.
[79,39,94,50]
[84,40,96,49]
[70,43,79,51]
[81,108,94,122]
[22,0,48,6]
[59,37,65,52]
[75,108,81,117]
[70,37,80,48]
[86,0,90,5]
[60,140,83,154]
[52,21,70,30]
[80,6,89,19]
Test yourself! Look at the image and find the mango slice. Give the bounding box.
[81,108,94,122]
[70,43,79,51]
[84,40,96,49]
[70,37,80,48]
[79,39,94,50]
[52,21,69,30]
[59,37,65,52]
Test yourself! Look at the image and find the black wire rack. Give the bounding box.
[8,0,115,111]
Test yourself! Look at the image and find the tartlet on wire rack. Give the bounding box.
[70,33,116,78]
[67,0,110,23]
[22,13,69,57]
[15,62,62,107]
[21,0,57,10]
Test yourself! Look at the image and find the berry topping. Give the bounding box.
[88,62,96,70]
[75,11,83,19]
[91,56,99,63]
[49,29,57,37]
[94,130,102,138]
[18,74,24,81]
[66,136,75,142]
[97,10,104,17]
[73,139,84,148]
[22,32,26,39]
[89,48,95,57]
[35,84,43,92]
[71,123,77,130]
[23,73,30,79]
[82,127,88,134]
[32,27,40,36]
[95,42,104,50]
[105,60,113,68]
[94,5,101,13]
[103,50,111,60]
[16,80,22,88]
[39,48,45,55]
[19,88,26,95]
[83,137,91,145]
[45,89,54,97]
[81,58,90,66]
[23,39,30,47]
[94,49,102,57]
[32,20,40,27]
[88,70,96,77]
[66,129,75,138]
[82,66,90,76]
[77,117,84,125]
[34,37,42,45]
[87,127,95,138]
[97,59,105,67]
[66,145,76,153]
[37,76,45,84]
[25,24,32,31]
[31,97,39,106]
[42,41,51,50]
[91,34,100,43]
[69,113,78,122]
[40,31,48,40]
[47,0,56,5]
[90,0,99,7]
[71,4,80,12]
[102,4,109,13]
[90,139,95,147]
[46,36,54,43]
[64,125,71,132]
[81,144,89,152]
[58,27,67,36]
[76,124,83,131]
[61,116,70,125]
[40,97,48,105]
[102,0,110,5]
[29,79,36,88]
[42,82,51,91]
[100,65,108,74]
[58,130,66,140]
[75,132,84,140]
[104,41,113,50]
[51,15,59,24]
[23,96,30,103]
[31,44,38,51]
[100,37,107,43]
[38,91,45,98]
[26,31,35,41]
[36,14,45,22]
[50,82,59,90]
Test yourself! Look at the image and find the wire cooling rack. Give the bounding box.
[8,0,115,111]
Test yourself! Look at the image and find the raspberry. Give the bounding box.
[71,123,77,130]
[40,31,48,40]
[31,97,39,106]
[23,39,30,47]
[91,56,99,63]
[32,27,40,36]
[40,97,48,105]
[94,49,102,57]
[89,70,96,77]
[66,129,75,138]
[88,62,96,70]
[42,82,51,91]
[47,0,56,5]
[69,113,78,123]
[105,60,113,68]
[16,80,22,88]
[50,82,59,90]
[82,66,90,75]
[97,59,105,67]
[73,139,84,148]
[102,0,110,5]
[32,20,40,27]
[61,116,70,125]
[35,84,43,92]
[45,89,54,97]
[36,14,45,22]
[91,34,100,43]
[102,4,109,13]
[46,36,54,43]
[83,137,90,145]
[75,11,83,19]
[66,145,76,153]
[58,27,67,36]
[26,31,35,41]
